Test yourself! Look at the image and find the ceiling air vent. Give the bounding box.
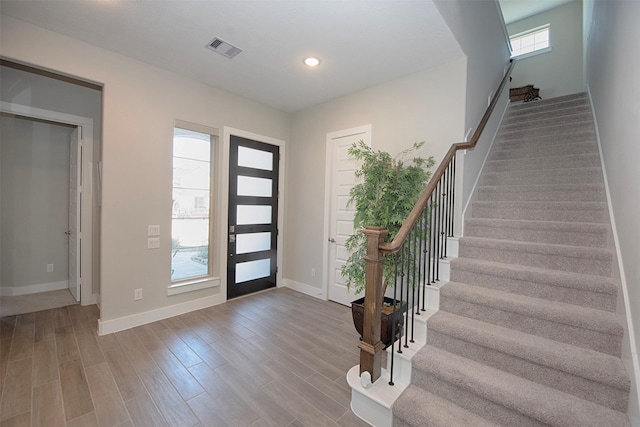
[206,37,243,59]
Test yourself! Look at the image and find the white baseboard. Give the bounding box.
[0,280,69,297]
[283,278,325,300]
[97,293,222,335]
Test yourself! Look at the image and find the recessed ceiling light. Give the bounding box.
[303,57,320,67]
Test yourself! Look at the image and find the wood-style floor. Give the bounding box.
[0,288,369,426]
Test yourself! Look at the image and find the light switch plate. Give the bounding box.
[148,237,160,249]
[148,225,160,236]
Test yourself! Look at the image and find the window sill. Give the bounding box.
[511,46,552,61]
[168,277,220,296]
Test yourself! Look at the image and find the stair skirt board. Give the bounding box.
[373,93,631,427]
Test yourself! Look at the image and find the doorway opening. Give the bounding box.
[0,60,101,317]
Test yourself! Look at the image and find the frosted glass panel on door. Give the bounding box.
[235,258,271,283]
[236,232,271,254]
[237,176,272,197]
[238,146,273,171]
[237,205,272,225]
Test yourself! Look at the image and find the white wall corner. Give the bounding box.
[586,87,640,423]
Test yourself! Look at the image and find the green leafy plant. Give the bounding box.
[342,140,435,296]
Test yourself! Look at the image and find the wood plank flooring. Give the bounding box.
[0,288,369,426]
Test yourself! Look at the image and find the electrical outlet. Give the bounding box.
[147,237,160,249]
[311,268,316,277]
[46,264,54,273]
[134,288,143,300]
[148,225,160,236]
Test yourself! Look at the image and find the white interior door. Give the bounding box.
[68,128,81,302]
[326,125,371,306]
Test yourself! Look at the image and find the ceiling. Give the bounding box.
[499,0,576,24]
[0,1,464,113]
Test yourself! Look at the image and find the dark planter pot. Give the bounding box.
[351,296,406,349]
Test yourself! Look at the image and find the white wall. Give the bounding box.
[0,116,71,293]
[0,64,103,296]
[0,14,290,326]
[585,1,640,423]
[508,0,584,100]
[286,57,467,294]
[434,0,512,207]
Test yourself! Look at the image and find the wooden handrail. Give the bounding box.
[379,59,516,255]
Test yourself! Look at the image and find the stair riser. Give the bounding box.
[501,113,593,132]
[485,155,601,173]
[449,267,617,312]
[490,144,598,160]
[472,204,607,223]
[439,297,622,356]
[477,188,604,203]
[458,243,612,276]
[464,224,608,248]
[504,105,592,123]
[499,122,595,140]
[412,370,546,427]
[482,169,603,186]
[496,131,596,148]
[427,330,628,412]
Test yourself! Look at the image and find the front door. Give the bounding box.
[326,125,371,306]
[227,135,279,299]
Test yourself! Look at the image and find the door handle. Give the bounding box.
[65,230,71,236]
[328,237,336,243]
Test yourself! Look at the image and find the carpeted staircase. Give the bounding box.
[393,93,631,426]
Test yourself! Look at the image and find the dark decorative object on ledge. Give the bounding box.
[352,297,407,349]
[510,84,541,103]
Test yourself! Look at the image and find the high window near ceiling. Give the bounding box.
[510,24,551,58]
[171,124,217,289]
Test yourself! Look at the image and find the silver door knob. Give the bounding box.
[328,237,336,243]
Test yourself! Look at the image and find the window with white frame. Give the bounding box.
[171,125,216,283]
[510,24,550,58]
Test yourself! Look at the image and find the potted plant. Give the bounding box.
[342,140,435,348]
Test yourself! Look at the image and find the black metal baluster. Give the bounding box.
[450,153,456,237]
[442,164,449,258]
[435,179,441,280]
[390,253,398,385]
[410,227,416,343]
[430,193,437,284]
[404,242,410,349]
[398,244,405,353]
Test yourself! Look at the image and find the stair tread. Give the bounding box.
[504,104,591,121]
[473,200,606,211]
[487,151,599,164]
[451,257,617,295]
[501,113,594,131]
[440,281,622,336]
[413,346,630,427]
[393,385,496,427]
[460,236,612,260]
[428,311,630,390]
[478,183,604,192]
[465,217,608,233]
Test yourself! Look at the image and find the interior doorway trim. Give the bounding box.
[322,124,372,303]
[0,101,96,305]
